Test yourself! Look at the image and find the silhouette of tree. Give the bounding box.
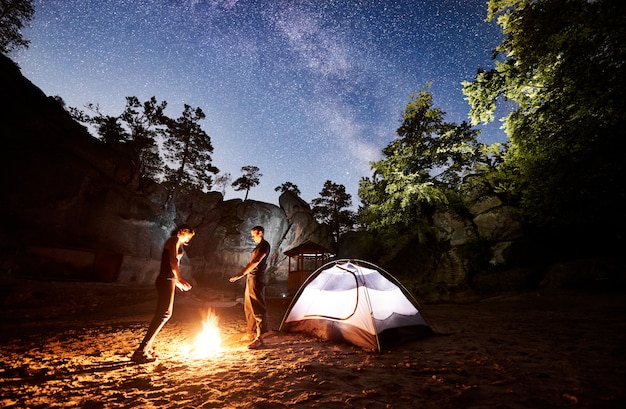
[70,97,220,197]
[232,165,262,201]
[214,173,232,197]
[69,96,166,188]
[0,0,34,54]
[274,181,301,197]
[162,104,219,198]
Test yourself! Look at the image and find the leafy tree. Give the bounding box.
[0,0,34,54]
[69,96,166,188]
[232,165,262,200]
[120,97,168,185]
[70,97,220,197]
[312,180,356,243]
[274,181,301,197]
[359,86,493,246]
[52,95,66,108]
[99,116,129,146]
[162,104,219,197]
[462,0,626,231]
[70,104,128,146]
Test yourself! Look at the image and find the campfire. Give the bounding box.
[184,309,223,359]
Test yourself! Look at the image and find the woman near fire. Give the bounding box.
[132,224,195,363]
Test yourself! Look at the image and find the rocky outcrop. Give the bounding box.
[276,191,334,257]
[371,173,527,300]
[0,54,332,286]
[423,174,524,292]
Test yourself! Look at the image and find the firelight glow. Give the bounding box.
[184,309,223,359]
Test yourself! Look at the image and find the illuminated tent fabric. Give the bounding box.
[279,259,433,351]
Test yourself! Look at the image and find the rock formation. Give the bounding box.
[0,54,333,286]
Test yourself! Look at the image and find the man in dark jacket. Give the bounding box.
[229,226,270,349]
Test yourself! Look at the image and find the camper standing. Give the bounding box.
[229,226,270,349]
[132,224,195,363]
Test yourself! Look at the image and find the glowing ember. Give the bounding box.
[185,309,223,358]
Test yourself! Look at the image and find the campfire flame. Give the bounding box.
[185,309,223,359]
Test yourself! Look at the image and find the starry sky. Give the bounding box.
[14,0,505,207]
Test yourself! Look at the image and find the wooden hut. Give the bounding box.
[284,240,333,294]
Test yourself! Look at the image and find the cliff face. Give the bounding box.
[0,54,333,286]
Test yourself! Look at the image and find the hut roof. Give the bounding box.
[284,240,332,257]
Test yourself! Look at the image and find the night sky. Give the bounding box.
[14,0,505,206]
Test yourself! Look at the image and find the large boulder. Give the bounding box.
[185,199,290,285]
[433,210,477,246]
[391,174,528,297]
[473,206,524,242]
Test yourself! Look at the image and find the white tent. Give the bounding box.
[279,259,434,351]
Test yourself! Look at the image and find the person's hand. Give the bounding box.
[176,280,192,291]
[229,274,243,283]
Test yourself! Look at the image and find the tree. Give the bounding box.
[359,86,493,246]
[0,0,34,54]
[162,104,219,197]
[274,182,301,197]
[232,165,262,200]
[69,96,166,188]
[214,173,232,197]
[120,97,168,185]
[70,97,220,197]
[312,180,356,243]
[462,0,626,232]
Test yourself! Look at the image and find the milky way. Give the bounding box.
[14,0,504,206]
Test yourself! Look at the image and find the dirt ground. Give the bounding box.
[0,276,625,409]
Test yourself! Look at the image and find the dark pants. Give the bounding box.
[245,273,268,338]
[139,277,176,351]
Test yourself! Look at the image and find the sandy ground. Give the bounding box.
[0,277,625,409]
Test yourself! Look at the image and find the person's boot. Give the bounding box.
[247,337,264,349]
[131,345,157,363]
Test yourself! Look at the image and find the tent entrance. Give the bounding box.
[301,269,360,321]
